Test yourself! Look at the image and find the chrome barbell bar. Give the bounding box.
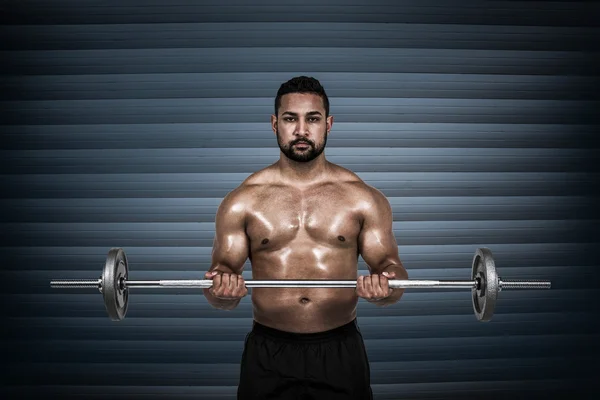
[49,247,552,322]
[50,278,550,290]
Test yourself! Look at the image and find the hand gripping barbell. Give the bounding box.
[50,247,551,322]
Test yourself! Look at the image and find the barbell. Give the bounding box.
[50,247,551,322]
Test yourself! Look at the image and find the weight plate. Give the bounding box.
[471,247,499,322]
[102,248,129,321]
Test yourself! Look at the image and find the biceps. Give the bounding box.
[211,231,249,273]
[359,227,400,270]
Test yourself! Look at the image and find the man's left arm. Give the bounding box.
[356,187,408,307]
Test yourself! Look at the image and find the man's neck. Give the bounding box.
[276,154,330,186]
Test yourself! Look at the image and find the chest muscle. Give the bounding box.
[246,188,360,249]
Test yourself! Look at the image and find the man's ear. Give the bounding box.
[326,115,334,134]
[270,114,277,134]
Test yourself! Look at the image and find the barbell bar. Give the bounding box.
[50,247,551,322]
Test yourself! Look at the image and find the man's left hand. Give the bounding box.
[356,271,396,302]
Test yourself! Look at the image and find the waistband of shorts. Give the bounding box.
[251,319,359,343]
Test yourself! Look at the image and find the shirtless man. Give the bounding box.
[203,76,409,400]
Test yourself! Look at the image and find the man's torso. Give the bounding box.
[239,164,374,333]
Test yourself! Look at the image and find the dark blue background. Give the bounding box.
[1,1,599,398]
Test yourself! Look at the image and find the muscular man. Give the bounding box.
[203,76,409,399]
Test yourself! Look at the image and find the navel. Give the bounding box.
[300,297,311,304]
[261,238,269,245]
[338,236,346,242]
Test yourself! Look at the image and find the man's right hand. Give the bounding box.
[204,270,248,300]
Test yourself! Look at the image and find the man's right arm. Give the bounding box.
[203,189,250,310]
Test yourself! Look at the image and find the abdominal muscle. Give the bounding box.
[249,245,360,333]
[252,288,359,333]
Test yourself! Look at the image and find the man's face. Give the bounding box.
[271,93,333,163]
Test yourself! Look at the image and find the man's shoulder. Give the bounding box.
[326,164,390,216]
[241,164,277,186]
[329,163,361,183]
[330,164,383,198]
[220,166,275,206]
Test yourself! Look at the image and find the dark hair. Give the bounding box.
[274,76,330,117]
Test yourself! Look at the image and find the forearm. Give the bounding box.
[368,263,408,307]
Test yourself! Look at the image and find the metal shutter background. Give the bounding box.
[1,1,598,398]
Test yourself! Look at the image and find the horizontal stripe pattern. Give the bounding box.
[5,291,596,319]
[4,73,599,101]
[3,334,596,363]
[1,380,592,399]
[2,220,596,247]
[3,357,595,386]
[3,242,590,270]
[3,172,596,198]
[3,48,597,75]
[3,98,598,124]
[3,148,597,173]
[3,123,596,150]
[1,196,592,222]
[2,0,598,398]
[3,0,598,26]
[3,23,599,51]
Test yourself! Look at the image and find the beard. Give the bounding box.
[276,128,328,163]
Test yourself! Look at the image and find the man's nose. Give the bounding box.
[294,120,309,136]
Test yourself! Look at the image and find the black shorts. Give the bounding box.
[237,319,373,400]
